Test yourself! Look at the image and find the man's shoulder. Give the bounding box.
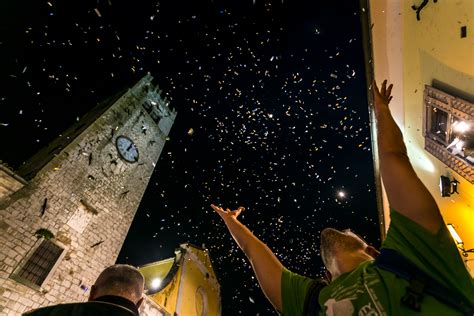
[24,301,137,316]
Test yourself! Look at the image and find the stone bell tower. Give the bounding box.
[0,74,176,315]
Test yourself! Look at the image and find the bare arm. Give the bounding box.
[211,204,283,311]
[373,80,443,234]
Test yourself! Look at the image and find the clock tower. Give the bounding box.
[0,74,176,315]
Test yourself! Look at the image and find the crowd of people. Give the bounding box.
[23,81,473,315]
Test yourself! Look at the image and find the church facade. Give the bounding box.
[139,243,221,316]
[0,74,176,314]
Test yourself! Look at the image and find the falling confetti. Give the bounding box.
[0,0,380,315]
[94,8,102,17]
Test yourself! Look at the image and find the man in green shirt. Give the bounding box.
[211,80,474,315]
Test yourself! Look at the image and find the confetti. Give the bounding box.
[94,8,102,17]
[1,1,380,315]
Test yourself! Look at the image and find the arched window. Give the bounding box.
[195,286,208,316]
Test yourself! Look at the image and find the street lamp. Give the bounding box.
[151,278,162,289]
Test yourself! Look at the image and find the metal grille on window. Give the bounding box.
[15,240,63,287]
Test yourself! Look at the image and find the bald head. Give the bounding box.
[89,264,144,304]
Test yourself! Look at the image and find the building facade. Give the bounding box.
[0,74,177,314]
[363,0,473,275]
[139,243,221,316]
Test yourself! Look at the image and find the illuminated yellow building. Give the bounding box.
[361,0,473,275]
[139,243,221,316]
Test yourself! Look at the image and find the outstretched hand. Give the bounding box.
[373,80,393,108]
[211,204,245,221]
[210,203,284,312]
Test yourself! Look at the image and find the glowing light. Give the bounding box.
[151,278,162,289]
[337,191,345,198]
[447,137,460,149]
[455,140,465,150]
[447,224,463,245]
[452,121,470,134]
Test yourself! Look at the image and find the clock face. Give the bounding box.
[115,136,139,163]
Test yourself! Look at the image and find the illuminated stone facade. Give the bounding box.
[0,74,176,315]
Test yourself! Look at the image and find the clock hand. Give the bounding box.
[127,143,133,151]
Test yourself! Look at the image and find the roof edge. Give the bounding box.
[359,0,387,242]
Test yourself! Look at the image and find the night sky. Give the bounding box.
[0,0,380,314]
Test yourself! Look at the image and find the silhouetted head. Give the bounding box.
[88,264,145,308]
[320,228,379,281]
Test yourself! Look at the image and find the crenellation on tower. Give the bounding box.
[0,74,176,315]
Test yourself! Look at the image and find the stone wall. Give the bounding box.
[0,75,176,315]
[140,296,169,316]
[0,164,26,201]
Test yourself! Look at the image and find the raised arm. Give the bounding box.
[211,204,283,312]
[373,80,443,234]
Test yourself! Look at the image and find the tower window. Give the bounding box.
[150,109,161,124]
[11,239,65,289]
[142,101,152,112]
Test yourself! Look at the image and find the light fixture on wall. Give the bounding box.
[452,120,470,134]
[151,278,162,289]
[439,176,459,197]
[447,224,474,257]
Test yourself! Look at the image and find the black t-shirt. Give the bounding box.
[23,295,139,316]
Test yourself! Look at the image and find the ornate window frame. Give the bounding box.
[423,85,474,183]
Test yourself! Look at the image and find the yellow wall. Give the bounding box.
[140,258,175,289]
[149,266,181,314]
[176,246,221,316]
[141,244,221,316]
[370,0,474,274]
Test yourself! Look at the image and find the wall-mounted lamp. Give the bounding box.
[439,176,459,197]
[151,277,162,289]
[447,224,473,257]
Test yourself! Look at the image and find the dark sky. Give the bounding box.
[0,0,380,314]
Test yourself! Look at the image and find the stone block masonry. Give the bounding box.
[0,74,176,315]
